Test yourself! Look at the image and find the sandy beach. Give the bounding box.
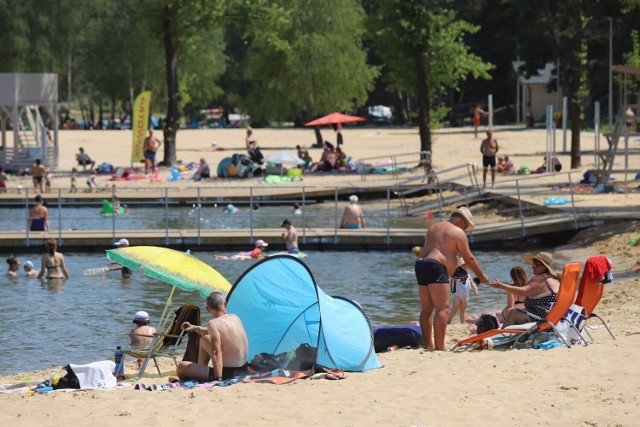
[1,125,640,426]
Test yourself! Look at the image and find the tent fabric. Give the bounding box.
[226,255,382,372]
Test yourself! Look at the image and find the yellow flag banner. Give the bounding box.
[131,91,152,164]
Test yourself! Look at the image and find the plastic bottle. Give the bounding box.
[114,346,125,380]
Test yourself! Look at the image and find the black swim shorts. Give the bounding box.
[482,155,496,169]
[415,259,450,286]
[208,363,249,381]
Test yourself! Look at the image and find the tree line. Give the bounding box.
[1,0,638,167]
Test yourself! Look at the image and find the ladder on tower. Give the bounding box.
[597,107,629,184]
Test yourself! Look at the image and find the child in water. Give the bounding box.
[448,257,479,324]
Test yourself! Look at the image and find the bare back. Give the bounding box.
[418,221,470,276]
[207,313,248,367]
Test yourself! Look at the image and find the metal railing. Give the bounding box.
[0,169,589,248]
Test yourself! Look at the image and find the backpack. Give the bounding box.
[476,313,499,334]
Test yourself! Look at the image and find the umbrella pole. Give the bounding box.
[157,286,177,332]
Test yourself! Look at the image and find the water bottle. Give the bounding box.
[114,346,125,379]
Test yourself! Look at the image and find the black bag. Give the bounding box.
[52,365,80,390]
[476,313,499,334]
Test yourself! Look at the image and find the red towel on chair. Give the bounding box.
[576,256,611,306]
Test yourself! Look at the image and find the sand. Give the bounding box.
[1,125,640,426]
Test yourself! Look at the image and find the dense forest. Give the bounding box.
[1,0,639,167]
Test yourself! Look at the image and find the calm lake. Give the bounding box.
[0,248,571,377]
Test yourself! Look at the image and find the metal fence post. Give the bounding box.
[302,187,306,245]
[197,187,201,245]
[515,179,526,237]
[249,187,254,244]
[25,188,30,246]
[164,188,169,246]
[111,185,116,243]
[334,187,339,245]
[57,188,62,245]
[385,188,391,245]
[568,173,578,229]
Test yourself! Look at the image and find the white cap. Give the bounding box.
[349,195,358,203]
[133,311,150,323]
[115,238,129,247]
[255,239,268,247]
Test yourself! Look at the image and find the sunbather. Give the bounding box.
[176,292,250,382]
[129,311,157,349]
[487,252,559,327]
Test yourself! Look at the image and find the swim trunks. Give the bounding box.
[473,116,480,126]
[208,363,249,381]
[343,223,361,229]
[287,248,299,254]
[144,150,156,162]
[415,259,450,286]
[482,155,496,169]
[34,176,43,183]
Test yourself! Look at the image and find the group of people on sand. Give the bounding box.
[414,205,562,351]
[5,238,70,281]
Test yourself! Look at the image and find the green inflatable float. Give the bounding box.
[101,199,126,216]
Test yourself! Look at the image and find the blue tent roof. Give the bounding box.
[226,255,382,372]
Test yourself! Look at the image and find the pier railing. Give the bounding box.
[0,170,586,249]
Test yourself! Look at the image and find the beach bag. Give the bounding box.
[52,365,80,390]
[476,313,499,334]
[553,304,587,345]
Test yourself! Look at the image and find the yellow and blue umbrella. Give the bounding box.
[106,246,231,297]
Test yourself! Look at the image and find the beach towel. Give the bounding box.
[69,360,117,389]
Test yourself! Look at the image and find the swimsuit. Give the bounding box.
[207,362,249,381]
[34,176,43,183]
[524,277,557,321]
[482,155,496,169]
[415,259,450,286]
[30,217,46,231]
[287,248,299,254]
[473,116,480,126]
[343,223,360,229]
[122,266,132,277]
[144,150,156,162]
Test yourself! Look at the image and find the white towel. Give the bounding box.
[69,360,117,389]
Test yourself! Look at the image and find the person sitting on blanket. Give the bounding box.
[487,252,560,327]
[176,292,250,382]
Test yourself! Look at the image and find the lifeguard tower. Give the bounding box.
[0,73,59,171]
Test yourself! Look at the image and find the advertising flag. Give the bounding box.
[131,91,152,164]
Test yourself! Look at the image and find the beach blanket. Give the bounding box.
[134,368,315,391]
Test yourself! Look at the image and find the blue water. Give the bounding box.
[0,249,542,376]
[0,203,426,232]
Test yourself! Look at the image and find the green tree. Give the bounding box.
[368,0,493,159]
[241,0,377,122]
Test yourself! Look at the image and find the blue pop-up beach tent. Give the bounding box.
[226,255,382,372]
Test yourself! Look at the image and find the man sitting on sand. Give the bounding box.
[76,147,96,172]
[176,292,249,382]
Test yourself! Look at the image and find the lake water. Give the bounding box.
[0,202,428,233]
[0,249,539,376]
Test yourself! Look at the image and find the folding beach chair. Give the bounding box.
[126,303,201,379]
[452,263,582,351]
[575,256,616,341]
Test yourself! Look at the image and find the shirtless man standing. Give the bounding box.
[415,206,488,351]
[31,158,46,193]
[281,218,299,254]
[176,292,249,382]
[473,104,489,138]
[340,195,366,229]
[144,129,162,174]
[480,131,499,189]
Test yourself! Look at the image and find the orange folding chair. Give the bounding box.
[452,263,582,351]
[575,256,616,341]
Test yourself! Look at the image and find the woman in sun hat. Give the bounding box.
[487,251,560,327]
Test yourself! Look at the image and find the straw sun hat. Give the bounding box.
[454,206,475,231]
[522,252,556,277]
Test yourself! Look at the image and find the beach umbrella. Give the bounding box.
[264,150,305,165]
[304,112,367,127]
[106,246,231,298]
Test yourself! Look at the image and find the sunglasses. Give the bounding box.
[533,261,544,267]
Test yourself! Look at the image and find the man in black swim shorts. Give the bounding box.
[414,206,489,351]
[176,292,249,382]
